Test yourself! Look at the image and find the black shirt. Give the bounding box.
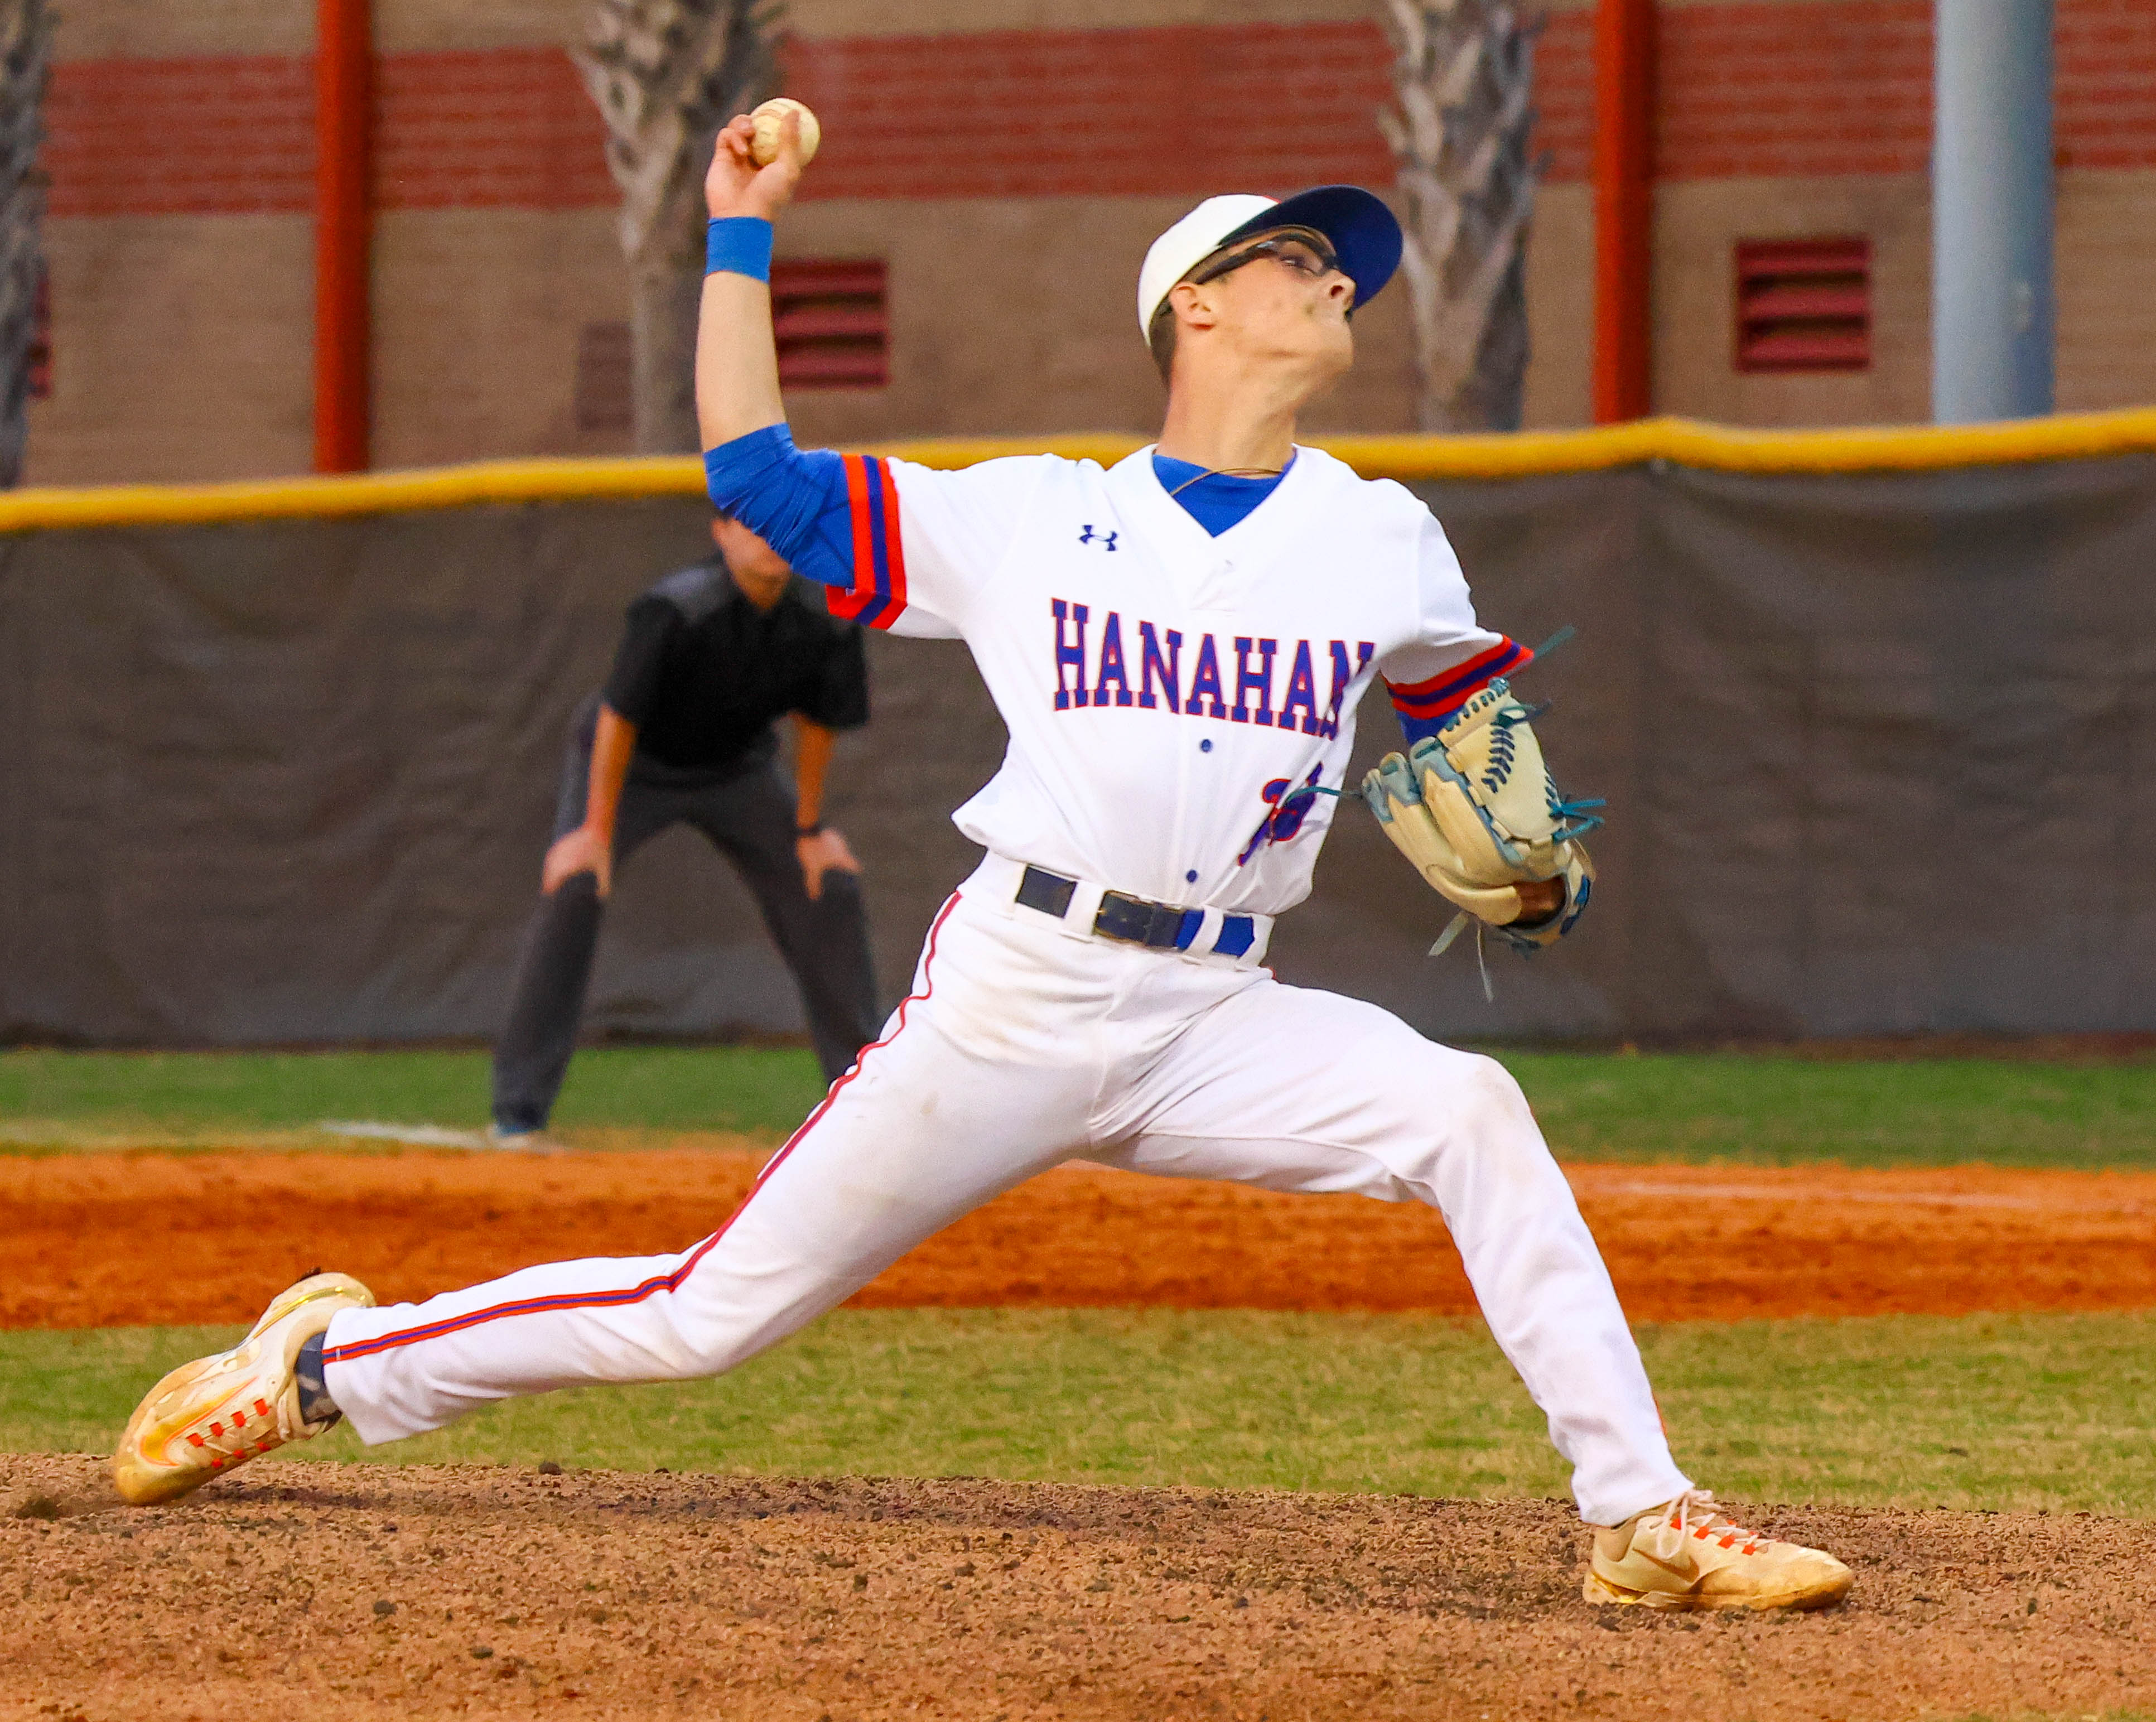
[599,558,870,774]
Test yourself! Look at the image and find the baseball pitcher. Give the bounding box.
[114,106,1851,1614]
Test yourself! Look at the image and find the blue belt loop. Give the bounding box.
[1214,917,1256,959]
[1174,908,1204,951]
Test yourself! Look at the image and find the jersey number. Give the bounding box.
[1238,768,1324,866]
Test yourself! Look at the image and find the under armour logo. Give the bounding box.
[1078,524,1118,551]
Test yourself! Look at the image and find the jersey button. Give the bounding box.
[1199,739,1213,753]
[1185,870,1198,883]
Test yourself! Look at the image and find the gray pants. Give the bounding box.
[491,702,880,1131]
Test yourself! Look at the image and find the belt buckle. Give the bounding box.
[1092,892,1149,947]
[1093,892,1200,951]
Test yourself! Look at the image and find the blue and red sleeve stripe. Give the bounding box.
[1385,636,1531,742]
[701,425,908,620]
[825,454,910,631]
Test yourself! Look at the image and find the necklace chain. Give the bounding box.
[1163,464,1285,499]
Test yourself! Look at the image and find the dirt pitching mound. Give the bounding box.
[5,1454,2151,1722]
[6,1152,2154,1330]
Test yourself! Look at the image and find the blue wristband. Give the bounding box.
[705,217,774,282]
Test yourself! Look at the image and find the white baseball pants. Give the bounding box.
[322,856,1690,1526]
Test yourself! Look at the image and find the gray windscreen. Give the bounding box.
[4,454,2153,1048]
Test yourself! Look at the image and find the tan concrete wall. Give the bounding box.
[1522,184,1594,430]
[53,162,2081,484]
[337,185,1595,464]
[777,195,1417,447]
[784,186,1594,446]
[1650,174,1933,427]
[371,208,630,467]
[30,152,2153,484]
[52,0,311,60]
[372,196,1424,472]
[2056,168,2156,414]
[26,209,639,485]
[1648,167,2156,427]
[22,190,1458,486]
[23,214,313,486]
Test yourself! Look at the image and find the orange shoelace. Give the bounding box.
[1665,1490,1768,1557]
[183,1393,283,1469]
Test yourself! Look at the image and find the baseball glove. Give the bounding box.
[1359,677,1602,956]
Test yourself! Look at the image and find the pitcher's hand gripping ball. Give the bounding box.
[1361,679,1600,953]
[749,98,821,167]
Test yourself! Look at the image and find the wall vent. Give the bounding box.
[575,321,633,433]
[1735,238,1870,373]
[27,262,49,401]
[774,259,889,390]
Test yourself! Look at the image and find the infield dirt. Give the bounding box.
[4,1150,2154,1329]
[6,1454,2152,1721]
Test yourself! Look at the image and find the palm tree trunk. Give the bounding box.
[1378,0,1542,432]
[576,0,779,454]
[630,238,706,455]
[0,0,51,486]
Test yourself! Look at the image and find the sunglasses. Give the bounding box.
[1185,230,1344,290]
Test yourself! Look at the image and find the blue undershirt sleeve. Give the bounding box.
[702,423,857,590]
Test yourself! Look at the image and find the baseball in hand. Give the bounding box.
[749,98,821,167]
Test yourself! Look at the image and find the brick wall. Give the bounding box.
[23,0,2156,483]
[782,24,1394,199]
[2056,0,2156,170]
[48,57,315,218]
[1656,0,2156,179]
[47,49,613,217]
[43,2,2156,219]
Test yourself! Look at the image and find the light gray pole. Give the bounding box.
[1932,0,2055,422]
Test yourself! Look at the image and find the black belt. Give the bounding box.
[1014,865,1257,959]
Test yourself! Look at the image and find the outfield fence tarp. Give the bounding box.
[6,414,2156,1049]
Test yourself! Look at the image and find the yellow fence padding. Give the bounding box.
[2,405,2154,534]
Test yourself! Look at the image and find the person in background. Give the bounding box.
[489,511,879,1145]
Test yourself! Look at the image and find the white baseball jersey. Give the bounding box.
[823,444,1523,915]
[319,434,1689,1530]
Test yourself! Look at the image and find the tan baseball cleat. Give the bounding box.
[112,1271,374,1507]
[1583,1490,1853,1612]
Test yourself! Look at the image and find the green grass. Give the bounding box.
[10,1309,2153,1515]
[1503,1050,2156,1169]
[0,1045,829,1143]
[8,1044,2156,1167]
